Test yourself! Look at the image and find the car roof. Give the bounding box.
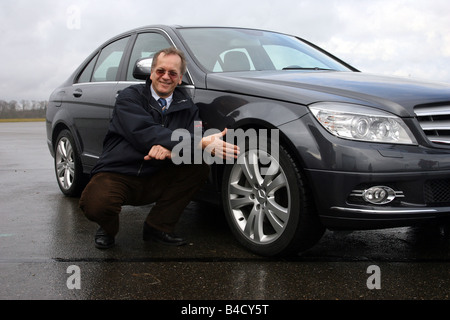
[112,25,287,39]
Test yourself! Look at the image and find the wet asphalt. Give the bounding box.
[0,122,449,305]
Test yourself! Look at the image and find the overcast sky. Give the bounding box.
[1,0,450,101]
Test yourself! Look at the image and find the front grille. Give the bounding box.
[414,104,450,145]
[424,179,450,205]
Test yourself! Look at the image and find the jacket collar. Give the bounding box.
[145,78,187,101]
[144,78,191,112]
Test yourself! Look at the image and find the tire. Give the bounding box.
[221,139,325,256]
[54,129,87,197]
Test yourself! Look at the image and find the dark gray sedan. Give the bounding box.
[46,25,450,256]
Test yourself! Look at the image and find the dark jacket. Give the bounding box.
[91,79,201,176]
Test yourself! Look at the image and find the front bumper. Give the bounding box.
[280,115,450,230]
[306,168,450,229]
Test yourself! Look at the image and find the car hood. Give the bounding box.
[206,71,450,117]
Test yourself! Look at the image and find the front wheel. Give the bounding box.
[222,144,324,256]
[54,129,87,196]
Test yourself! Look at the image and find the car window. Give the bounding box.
[91,36,130,82]
[213,48,256,72]
[77,53,98,83]
[179,28,352,73]
[263,45,330,70]
[126,33,172,81]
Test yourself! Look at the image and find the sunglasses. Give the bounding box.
[155,68,179,78]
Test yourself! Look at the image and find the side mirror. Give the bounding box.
[133,57,152,80]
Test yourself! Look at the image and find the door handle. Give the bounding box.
[73,88,83,98]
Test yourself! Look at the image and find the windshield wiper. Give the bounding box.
[282,66,334,71]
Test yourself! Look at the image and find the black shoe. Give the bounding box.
[95,227,115,249]
[143,222,187,246]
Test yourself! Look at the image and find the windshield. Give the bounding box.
[178,27,352,73]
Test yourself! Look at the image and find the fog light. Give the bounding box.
[362,186,396,204]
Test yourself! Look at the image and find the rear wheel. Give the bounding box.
[222,142,324,256]
[54,129,87,196]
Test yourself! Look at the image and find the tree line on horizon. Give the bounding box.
[0,100,48,119]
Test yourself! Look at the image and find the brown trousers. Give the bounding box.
[79,163,210,236]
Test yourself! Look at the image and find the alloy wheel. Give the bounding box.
[55,136,75,191]
[227,149,290,245]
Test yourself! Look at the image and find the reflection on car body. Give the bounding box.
[46,25,450,256]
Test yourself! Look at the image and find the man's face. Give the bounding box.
[150,53,183,98]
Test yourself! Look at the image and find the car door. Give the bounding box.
[69,36,131,169]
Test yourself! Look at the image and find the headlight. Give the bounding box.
[309,102,417,145]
